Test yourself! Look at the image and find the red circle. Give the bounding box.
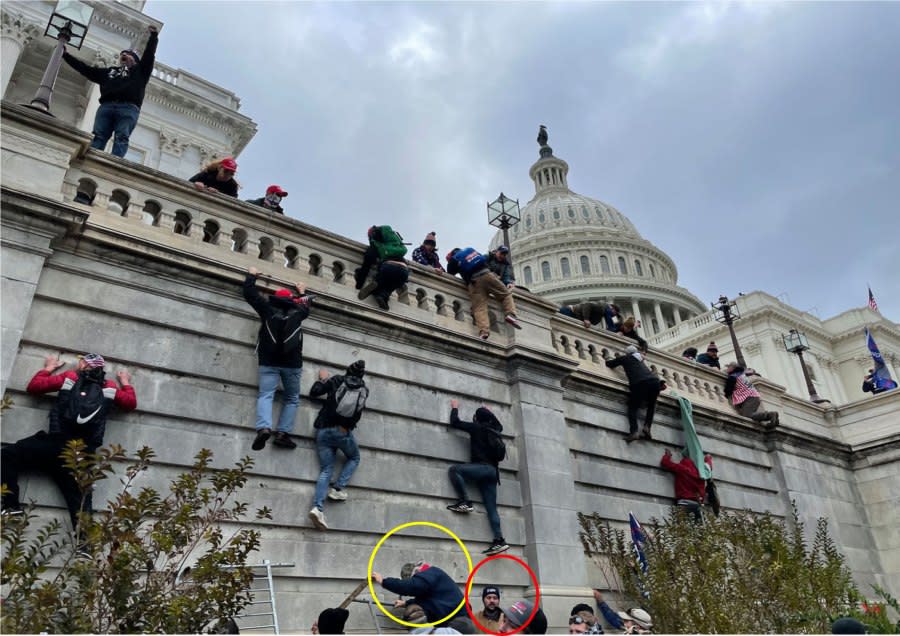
[464,554,541,636]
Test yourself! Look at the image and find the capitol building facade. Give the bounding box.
[493,136,899,408]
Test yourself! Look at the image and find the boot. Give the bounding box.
[640,426,652,440]
[623,432,641,443]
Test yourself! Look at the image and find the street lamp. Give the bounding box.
[487,192,521,253]
[782,328,829,403]
[712,295,746,368]
[27,0,94,114]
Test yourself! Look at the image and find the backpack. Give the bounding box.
[452,247,487,276]
[266,306,304,356]
[333,376,369,421]
[483,427,506,464]
[706,478,721,517]
[59,371,107,427]
[372,225,408,261]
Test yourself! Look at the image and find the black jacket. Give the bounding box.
[696,353,721,369]
[310,374,366,430]
[486,253,515,285]
[63,31,158,107]
[605,354,658,387]
[190,169,239,197]
[246,197,284,214]
[449,407,503,467]
[242,274,309,368]
[619,327,648,352]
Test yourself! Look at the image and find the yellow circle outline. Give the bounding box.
[367,521,473,628]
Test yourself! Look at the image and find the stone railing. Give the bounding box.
[150,62,178,86]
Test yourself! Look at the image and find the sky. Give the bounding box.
[145,0,900,322]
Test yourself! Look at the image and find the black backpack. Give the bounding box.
[59,370,107,427]
[266,306,304,355]
[484,427,506,464]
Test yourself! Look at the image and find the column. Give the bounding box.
[653,301,665,334]
[1,13,37,98]
[673,306,683,323]
[79,84,102,135]
[630,299,644,329]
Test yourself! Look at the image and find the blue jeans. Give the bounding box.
[313,427,360,510]
[256,366,302,433]
[91,102,141,157]
[449,463,503,541]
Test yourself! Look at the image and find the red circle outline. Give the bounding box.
[464,554,541,636]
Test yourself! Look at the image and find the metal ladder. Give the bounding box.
[223,560,294,635]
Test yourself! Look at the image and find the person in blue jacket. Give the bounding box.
[372,561,471,631]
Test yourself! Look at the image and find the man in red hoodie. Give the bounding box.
[660,448,711,522]
[1,353,136,529]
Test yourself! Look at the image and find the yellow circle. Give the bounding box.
[367,521,473,628]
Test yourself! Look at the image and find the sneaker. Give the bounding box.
[252,428,271,451]
[375,295,390,310]
[358,281,378,300]
[622,432,641,444]
[447,502,474,513]
[504,314,522,329]
[483,539,510,555]
[328,487,348,501]
[272,432,297,449]
[308,507,328,530]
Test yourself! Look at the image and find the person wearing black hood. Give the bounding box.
[445,400,509,555]
[243,267,312,452]
[62,25,159,158]
[308,360,369,531]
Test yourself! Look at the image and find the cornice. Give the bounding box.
[538,279,705,312]
[144,87,256,153]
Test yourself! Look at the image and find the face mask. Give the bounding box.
[264,193,282,207]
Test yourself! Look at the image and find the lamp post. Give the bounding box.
[27,0,94,115]
[712,295,746,367]
[783,328,829,403]
[487,192,521,253]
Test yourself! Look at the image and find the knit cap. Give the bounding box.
[424,232,437,247]
[707,341,718,353]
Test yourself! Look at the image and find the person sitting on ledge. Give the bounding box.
[189,157,239,197]
[246,184,288,214]
[696,342,720,369]
[355,225,409,311]
[412,232,445,271]
[559,302,621,331]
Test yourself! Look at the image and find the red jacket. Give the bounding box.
[660,453,708,502]
[27,369,137,447]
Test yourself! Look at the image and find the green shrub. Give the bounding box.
[2,442,271,633]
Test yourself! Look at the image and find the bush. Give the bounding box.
[1,442,271,633]
[578,505,866,633]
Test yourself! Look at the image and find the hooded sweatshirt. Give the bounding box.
[242,274,309,367]
[62,31,158,107]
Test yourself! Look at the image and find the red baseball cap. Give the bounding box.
[220,157,237,172]
[266,185,288,197]
[273,289,293,298]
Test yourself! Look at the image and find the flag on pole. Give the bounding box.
[628,511,649,574]
[865,328,897,392]
[868,287,879,312]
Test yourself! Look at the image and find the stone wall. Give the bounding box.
[2,102,898,633]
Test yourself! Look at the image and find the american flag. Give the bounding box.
[868,287,878,312]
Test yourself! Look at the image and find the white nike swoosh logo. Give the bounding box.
[76,406,102,424]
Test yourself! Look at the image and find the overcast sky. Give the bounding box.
[145,0,899,322]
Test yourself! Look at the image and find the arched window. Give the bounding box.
[541,261,551,281]
[618,256,627,274]
[538,211,546,224]
[567,207,575,219]
[141,200,161,226]
[553,208,561,220]
[231,228,248,253]
[649,263,656,278]
[174,211,193,236]
[284,245,299,268]
[524,265,533,285]
[634,260,643,276]
[561,257,571,278]
[600,255,610,274]
[202,219,219,243]
[525,214,532,228]
[580,255,590,274]
[582,206,590,219]
[595,206,604,221]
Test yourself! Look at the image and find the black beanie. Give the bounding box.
[346,360,366,377]
[317,608,349,635]
[483,586,501,600]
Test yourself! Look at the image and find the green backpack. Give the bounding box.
[372,225,407,261]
